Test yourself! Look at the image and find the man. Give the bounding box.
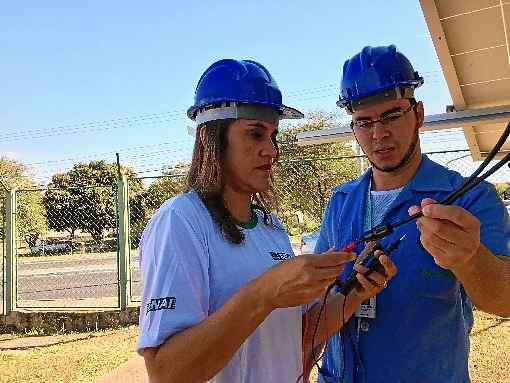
[137,59,395,383]
[315,45,510,382]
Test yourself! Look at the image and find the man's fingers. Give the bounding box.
[416,218,466,245]
[355,273,379,294]
[420,198,436,208]
[408,205,421,216]
[378,254,397,278]
[365,271,386,286]
[420,232,451,256]
[421,204,480,231]
[353,263,368,274]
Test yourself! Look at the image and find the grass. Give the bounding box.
[310,310,510,383]
[0,311,508,382]
[468,311,510,383]
[0,326,138,383]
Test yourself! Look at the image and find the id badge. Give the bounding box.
[355,296,376,319]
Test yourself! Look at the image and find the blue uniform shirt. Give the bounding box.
[315,155,510,383]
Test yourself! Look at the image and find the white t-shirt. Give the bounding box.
[369,187,403,227]
[137,192,303,383]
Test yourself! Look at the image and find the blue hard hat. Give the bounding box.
[187,59,303,121]
[337,45,424,110]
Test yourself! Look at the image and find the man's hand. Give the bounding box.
[258,249,356,310]
[350,250,397,301]
[408,198,481,270]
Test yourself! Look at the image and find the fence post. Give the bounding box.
[117,174,131,310]
[4,190,17,315]
[355,142,365,175]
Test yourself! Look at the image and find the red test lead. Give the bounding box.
[341,242,356,253]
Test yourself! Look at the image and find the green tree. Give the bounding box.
[17,191,47,249]
[144,176,187,211]
[494,183,509,200]
[0,157,47,249]
[43,160,145,244]
[130,164,188,247]
[41,173,80,238]
[275,112,362,234]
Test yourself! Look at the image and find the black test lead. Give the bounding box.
[339,234,407,296]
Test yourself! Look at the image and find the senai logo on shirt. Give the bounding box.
[269,251,293,261]
[146,296,176,314]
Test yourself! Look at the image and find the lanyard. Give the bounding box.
[365,178,373,232]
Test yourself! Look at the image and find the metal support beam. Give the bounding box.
[117,174,131,310]
[4,190,17,314]
[297,106,510,151]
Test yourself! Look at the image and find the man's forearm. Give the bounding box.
[144,278,273,383]
[453,244,510,317]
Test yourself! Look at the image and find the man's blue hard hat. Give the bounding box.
[337,45,424,111]
[187,59,303,122]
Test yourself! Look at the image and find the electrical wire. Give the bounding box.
[309,120,510,380]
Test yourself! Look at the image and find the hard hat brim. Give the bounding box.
[187,102,304,122]
[280,105,304,120]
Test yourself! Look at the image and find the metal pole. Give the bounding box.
[116,153,121,177]
[353,141,365,176]
[117,174,131,309]
[0,178,8,192]
[4,190,17,314]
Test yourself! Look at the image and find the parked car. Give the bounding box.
[300,230,320,254]
[30,239,75,255]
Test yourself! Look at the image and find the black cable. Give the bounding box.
[311,234,407,381]
[310,120,510,380]
[359,121,510,244]
[441,152,510,205]
[340,295,347,383]
[311,282,335,380]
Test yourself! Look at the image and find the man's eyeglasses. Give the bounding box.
[351,103,416,132]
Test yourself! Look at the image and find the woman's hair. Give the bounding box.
[186,118,278,244]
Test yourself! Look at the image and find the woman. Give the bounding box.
[137,59,396,383]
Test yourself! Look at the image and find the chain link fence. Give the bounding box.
[0,193,5,315]
[15,185,120,309]
[128,175,187,302]
[278,150,510,235]
[274,155,368,235]
[1,150,509,311]
[428,150,510,183]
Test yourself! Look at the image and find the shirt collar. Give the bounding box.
[333,155,455,195]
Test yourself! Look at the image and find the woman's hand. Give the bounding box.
[258,249,356,309]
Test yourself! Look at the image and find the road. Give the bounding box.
[0,252,141,306]
[0,242,301,308]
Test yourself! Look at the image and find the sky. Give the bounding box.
[1,1,493,185]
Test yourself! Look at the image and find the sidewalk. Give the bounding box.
[0,333,93,351]
[96,356,148,383]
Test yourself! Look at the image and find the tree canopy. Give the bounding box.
[43,160,144,243]
[0,157,47,248]
[275,112,364,233]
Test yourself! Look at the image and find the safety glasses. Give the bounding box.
[356,120,510,244]
[351,103,416,132]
